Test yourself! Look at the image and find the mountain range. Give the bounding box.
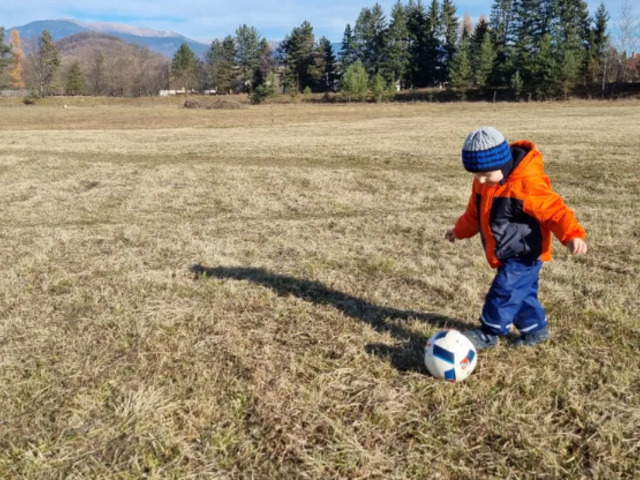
[8,19,343,60]
[8,19,210,59]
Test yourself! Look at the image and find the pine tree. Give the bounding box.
[172,42,197,92]
[448,34,473,96]
[512,0,555,93]
[318,37,338,92]
[207,36,237,94]
[529,32,556,99]
[0,27,11,78]
[406,0,441,86]
[385,1,410,89]
[440,0,460,83]
[280,21,319,93]
[340,24,357,67]
[426,0,444,84]
[254,38,272,89]
[405,0,429,86]
[370,73,386,102]
[472,15,490,54]
[589,2,610,95]
[9,29,25,90]
[341,59,369,101]
[353,4,388,76]
[510,69,524,99]
[551,0,590,97]
[475,31,496,89]
[591,3,609,55]
[65,61,84,95]
[33,29,60,96]
[235,25,262,93]
[489,0,516,88]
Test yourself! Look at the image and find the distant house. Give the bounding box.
[159,89,216,96]
[1,90,28,97]
[159,89,186,96]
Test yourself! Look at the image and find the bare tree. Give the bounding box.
[614,0,640,82]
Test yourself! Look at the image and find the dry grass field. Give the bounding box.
[1,97,639,479]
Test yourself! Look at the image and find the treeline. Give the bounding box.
[196,0,640,101]
[2,0,639,101]
[0,27,169,97]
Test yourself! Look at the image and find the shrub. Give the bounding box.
[341,60,369,102]
[23,91,40,105]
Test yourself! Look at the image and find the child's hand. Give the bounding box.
[566,238,587,255]
[445,229,457,243]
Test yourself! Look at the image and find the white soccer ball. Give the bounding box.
[424,329,477,382]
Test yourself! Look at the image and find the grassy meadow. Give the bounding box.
[0,97,639,479]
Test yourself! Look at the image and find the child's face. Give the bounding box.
[474,170,504,186]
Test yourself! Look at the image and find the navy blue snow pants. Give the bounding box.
[480,258,547,336]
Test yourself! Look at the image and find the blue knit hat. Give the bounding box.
[461,127,512,173]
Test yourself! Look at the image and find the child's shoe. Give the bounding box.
[512,326,549,347]
[463,328,499,350]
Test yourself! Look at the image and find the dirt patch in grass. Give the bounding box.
[184,98,244,110]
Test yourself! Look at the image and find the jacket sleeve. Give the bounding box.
[522,175,586,244]
[453,183,480,239]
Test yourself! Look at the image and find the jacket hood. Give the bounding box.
[508,140,544,179]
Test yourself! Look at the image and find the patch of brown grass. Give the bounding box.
[0,98,639,479]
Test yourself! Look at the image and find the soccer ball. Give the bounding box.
[424,329,477,382]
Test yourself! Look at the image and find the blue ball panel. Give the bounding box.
[432,344,456,365]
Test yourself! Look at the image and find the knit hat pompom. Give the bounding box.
[461,126,512,173]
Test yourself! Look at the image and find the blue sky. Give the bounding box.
[3,0,630,43]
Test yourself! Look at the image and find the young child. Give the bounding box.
[446,127,587,349]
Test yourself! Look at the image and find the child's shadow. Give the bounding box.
[189,264,473,373]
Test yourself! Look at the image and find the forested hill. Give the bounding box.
[9,19,209,59]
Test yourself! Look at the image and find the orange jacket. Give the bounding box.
[453,140,586,268]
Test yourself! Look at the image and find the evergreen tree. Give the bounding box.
[489,0,516,87]
[9,29,25,90]
[318,36,338,92]
[235,25,262,92]
[172,42,197,92]
[426,0,444,84]
[448,33,473,95]
[340,24,358,67]
[551,0,590,97]
[280,21,319,93]
[386,1,410,88]
[475,31,496,89]
[510,69,524,98]
[589,2,610,95]
[370,73,386,102]
[353,3,388,75]
[440,0,460,83]
[472,16,490,54]
[405,0,428,86]
[207,36,237,94]
[65,61,84,95]
[529,32,556,98]
[341,59,369,101]
[0,27,11,81]
[254,38,273,89]
[591,2,609,55]
[406,0,441,86]
[512,0,554,93]
[33,30,60,96]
